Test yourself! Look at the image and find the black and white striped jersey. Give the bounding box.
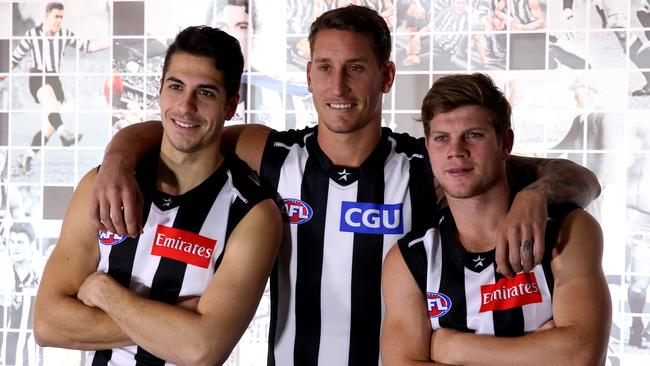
[87,154,274,366]
[511,0,536,26]
[261,126,437,366]
[2,267,40,366]
[398,204,577,336]
[433,5,471,54]
[11,24,90,73]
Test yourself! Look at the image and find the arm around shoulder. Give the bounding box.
[221,123,272,173]
[92,120,164,236]
[507,155,601,207]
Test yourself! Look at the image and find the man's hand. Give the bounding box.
[77,271,115,308]
[495,189,547,277]
[430,327,460,364]
[91,154,143,237]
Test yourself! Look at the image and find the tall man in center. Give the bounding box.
[91,6,601,366]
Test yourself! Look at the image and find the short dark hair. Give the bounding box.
[162,26,244,100]
[46,2,64,13]
[420,73,511,141]
[308,5,391,65]
[10,222,36,243]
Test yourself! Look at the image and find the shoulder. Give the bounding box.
[266,126,316,148]
[225,156,276,203]
[384,128,427,157]
[553,207,603,259]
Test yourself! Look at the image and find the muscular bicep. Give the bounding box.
[39,169,101,298]
[550,210,610,352]
[381,245,433,365]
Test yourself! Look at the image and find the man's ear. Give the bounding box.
[382,61,396,93]
[224,93,241,121]
[501,128,514,159]
[306,61,313,93]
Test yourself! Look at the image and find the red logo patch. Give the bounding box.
[480,272,542,312]
[151,225,216,268]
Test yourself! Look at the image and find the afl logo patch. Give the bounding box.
[281,198,313,224]
[426,292,452,318]
[98,230,127,246]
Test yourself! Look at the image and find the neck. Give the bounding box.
[13,261,32,280]
[446,180,511,253]
[157,141,223,196]
[316,119,382,167]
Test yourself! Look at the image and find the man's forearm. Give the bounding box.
[507,156,600,207]
[103,121,163,170]
[34,294,133,350]
[435,327,605,366]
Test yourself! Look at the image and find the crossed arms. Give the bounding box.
[381,208,611,366]
[34,168,282,365]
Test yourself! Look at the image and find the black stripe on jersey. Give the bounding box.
[491,270,525,337]
[261,129,302,366]
[438,215,470,332]
[348,137,391,366]
[91,351,112,366]
[221,159,271,270]
[542,204,579,296]
[293,149,329,366]
[398,232,428,294]
[93,203,151,366]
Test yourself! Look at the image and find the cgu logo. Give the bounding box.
[426,292,452,318]
[339,202,403,234]
[281,198,313,224]
[98,230,128,246]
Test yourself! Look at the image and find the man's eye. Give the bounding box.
[349,65,363,72]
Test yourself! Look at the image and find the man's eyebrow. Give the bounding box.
[164,77,220,92]
[312,57,367,63]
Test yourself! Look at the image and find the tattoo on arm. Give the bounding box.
[508,156,598,206]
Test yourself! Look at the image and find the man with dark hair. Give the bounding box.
[1,222,41,365]
[91,6,600,366]
[1,2,109,174]
[382,73,610,365]
[33,26,281,365]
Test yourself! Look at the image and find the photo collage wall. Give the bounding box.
[0,0,649,365]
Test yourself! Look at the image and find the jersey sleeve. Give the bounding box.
[397,229,431,294]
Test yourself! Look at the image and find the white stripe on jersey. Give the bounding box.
[423,228,443,329]
[318,180,356,366]
[465,266,495,334]
[273,142,310,366]
[523,266,553,332]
